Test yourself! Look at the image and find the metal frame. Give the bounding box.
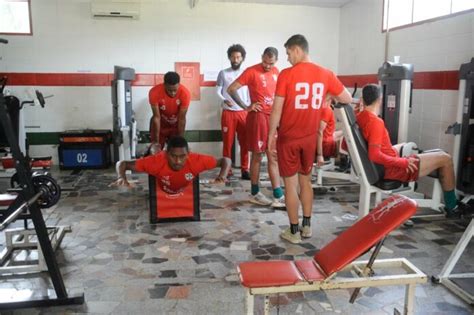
[0,79,84,309]
[0,226,70,275]
[242,258,427,315]
[434,218,474,305]
[334,106,443,218]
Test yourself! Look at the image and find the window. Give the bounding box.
[383,0,474,31]
[0,0,32,35]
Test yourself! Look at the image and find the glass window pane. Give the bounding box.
[385,0,413,30]
[0,0,31,34]
[413,0,451,22]
[452,0,474,13]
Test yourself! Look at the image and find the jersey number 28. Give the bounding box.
[295,82,324,109]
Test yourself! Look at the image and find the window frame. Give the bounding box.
[0,0,33,36]
[381,0,474,33]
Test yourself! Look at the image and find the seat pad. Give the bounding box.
[238,260,303,288]
[294,260,326,282]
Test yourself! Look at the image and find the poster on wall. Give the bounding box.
[175,62,200,101]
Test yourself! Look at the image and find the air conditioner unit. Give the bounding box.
[91,1,140,20]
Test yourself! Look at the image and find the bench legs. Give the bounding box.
[245,289,254,315]
[359,185,371,217]
[264,295,270,315]
[403,284,416,315]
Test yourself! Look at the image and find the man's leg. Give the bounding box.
[235,112,250,178]
[221,111,236,176]
[280,174,301,244]
[418,151,455,190]
[299,172,313,238]
[418,151,458,212]
[267,148,282,192]
[248,151,272,205]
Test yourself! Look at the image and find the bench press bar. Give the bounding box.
[0,191,42,231]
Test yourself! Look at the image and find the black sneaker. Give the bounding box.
[241,170,250,180]
[444,205,462,219]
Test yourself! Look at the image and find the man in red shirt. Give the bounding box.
[111,136,231,193]
[149,72,191,152]
[269,34,352,244]
[316,98,344,166]
[358,84,461,218]
[227,47,285,208]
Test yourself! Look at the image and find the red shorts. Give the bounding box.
[384,154,420,182]
[150,126,178,148]
[322,139,337,158]
[277,135,317,177]
[246,112,269,153]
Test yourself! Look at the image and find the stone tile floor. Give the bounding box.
[0,168,473,314]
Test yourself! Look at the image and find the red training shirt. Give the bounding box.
[149,84,191,129]
[275,62,344,142]
[356,110,408,169]
[236,63,279,115]
[320,106,335,142]
[135,151,217,194]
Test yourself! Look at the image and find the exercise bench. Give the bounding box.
[237,195,427,314]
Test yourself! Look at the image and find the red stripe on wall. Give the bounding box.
[0,70,460,90]
[338,70,459,90]
[338,74,378,88]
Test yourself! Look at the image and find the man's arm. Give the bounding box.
[177,107,188,136]
[214,157,232,183]
[368,145,409,169]
[316,121,328,166]
[110,160,137,187]
[227,81,249,110]
[334,88,353,104]
[268,96,284,151]
[151,106,161,149]
[216,71,230,104]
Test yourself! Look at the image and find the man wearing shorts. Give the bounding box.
[227,47,285,208]
[149,72,191,152]
[269,34,352,243]
[216,44,250,180]
[358,84,461,218]
[316,99,344,166]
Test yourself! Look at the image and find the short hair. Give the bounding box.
[227,44,246,59]
[263,47,278,59]
[362,84,382,106]
[164,72,180,85]
[166,136,189,151]
[284,34,309,53]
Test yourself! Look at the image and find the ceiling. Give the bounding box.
[207,0,353,8]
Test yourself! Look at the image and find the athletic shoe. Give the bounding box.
[271,196,286,208]
[280,227,302,244]
[241,170,250,180]
[300,225,312,238]
[444,205,462,219]
[249,192,272,206]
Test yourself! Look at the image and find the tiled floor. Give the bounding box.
[0,168,473,314]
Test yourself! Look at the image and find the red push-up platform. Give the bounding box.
[148,175,200,223]
[237,195,427,315]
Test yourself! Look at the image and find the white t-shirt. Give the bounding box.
[216,67,250,111]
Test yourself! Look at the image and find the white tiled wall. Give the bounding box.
[339,0,474,155]
[0,0,341,160]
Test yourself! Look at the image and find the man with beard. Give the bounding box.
[216,44,250,180]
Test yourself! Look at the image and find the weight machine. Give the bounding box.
[433,58,474,305]
[0,38,84,309]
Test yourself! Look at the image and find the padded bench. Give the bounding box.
[237,195,427,315]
